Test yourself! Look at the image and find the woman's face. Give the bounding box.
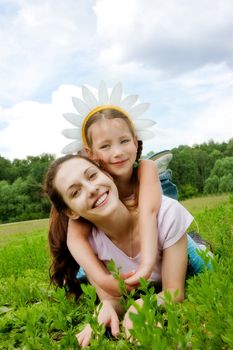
[54,158,119,222]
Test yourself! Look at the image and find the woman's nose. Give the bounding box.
[86,182,99,196]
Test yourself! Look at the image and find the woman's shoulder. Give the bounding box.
[158,195,193,249]
[160,195,192,217]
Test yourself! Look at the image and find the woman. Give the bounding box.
[45,154,195,347]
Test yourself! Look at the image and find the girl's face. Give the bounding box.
[87,118,138,179]
[54,158,119,222]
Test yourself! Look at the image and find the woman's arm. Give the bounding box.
[123,234,188,338]
[125,159,162,285]
[76,276,123,348]
[158,233,188,303]
[67,219,121,296]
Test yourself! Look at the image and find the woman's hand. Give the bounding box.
[76,324,93,348]
[122,298,143,339]
[76,300,120,348]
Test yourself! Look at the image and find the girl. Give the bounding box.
[45,155,190,346]
[62,82,162,294]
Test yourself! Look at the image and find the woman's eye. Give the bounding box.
[72,189,81,198]
[89,172,97,180]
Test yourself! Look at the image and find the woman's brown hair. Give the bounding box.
[44,154,99,298]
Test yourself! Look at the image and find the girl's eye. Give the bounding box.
[121,139,130,144]
[99,144,110,149]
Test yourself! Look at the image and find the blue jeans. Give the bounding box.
[160,169,178,200]
[187,235,213,275]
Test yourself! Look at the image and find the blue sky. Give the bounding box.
[0,0,232,160]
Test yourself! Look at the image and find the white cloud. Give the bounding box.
[95,0,233,72]
[188,96,233,146]
[0,0,97,105]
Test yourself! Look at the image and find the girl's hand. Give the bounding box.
[123,263,153,286]
[122,298,143,339]
[76,300,120,348]
[100,274,122,296]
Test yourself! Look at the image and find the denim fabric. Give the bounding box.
[160,169,178,200]
[76,266,86,279]
[187,235,212,275]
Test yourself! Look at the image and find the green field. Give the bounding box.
[0,195,233,349]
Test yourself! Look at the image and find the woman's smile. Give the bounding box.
[92,191,109,208]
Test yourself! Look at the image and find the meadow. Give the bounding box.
[0,194,233,349]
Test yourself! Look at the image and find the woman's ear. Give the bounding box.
[134,137,138,149]
[64,208,80,220]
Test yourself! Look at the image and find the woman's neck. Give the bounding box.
[93,200,133,241]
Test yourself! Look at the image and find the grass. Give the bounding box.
[0,195,233,349]
[181,193,229,216]
[0,218,49,235]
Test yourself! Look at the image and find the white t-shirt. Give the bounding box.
[88,195,193,283]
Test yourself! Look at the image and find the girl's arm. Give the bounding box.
[123,234,188,338]
[125,159,162,285]
[67,219,121,296]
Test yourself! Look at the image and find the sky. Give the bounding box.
[0,0,233,160]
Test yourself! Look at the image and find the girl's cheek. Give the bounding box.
[95,151,106,162]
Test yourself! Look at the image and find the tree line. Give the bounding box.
[0,139,232,224]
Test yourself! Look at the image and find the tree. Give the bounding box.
[204,175,219,194]
[0,156,15,182]
[219,174,233,193]
[170,146,199,191]
[204,157,233,194]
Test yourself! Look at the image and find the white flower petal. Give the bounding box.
[128,103,150,119]
[120,95,138,110]
[136,130,155,141]
[72,97,90,117]
[98,81,109,104]
[134,119,156,129]
[61,141,83,154]
[61,128,81,140]
[109,82,123,105]
[82,86,98,109]
[63,113,83,127]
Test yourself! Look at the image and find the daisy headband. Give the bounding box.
[61,81,156,154]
